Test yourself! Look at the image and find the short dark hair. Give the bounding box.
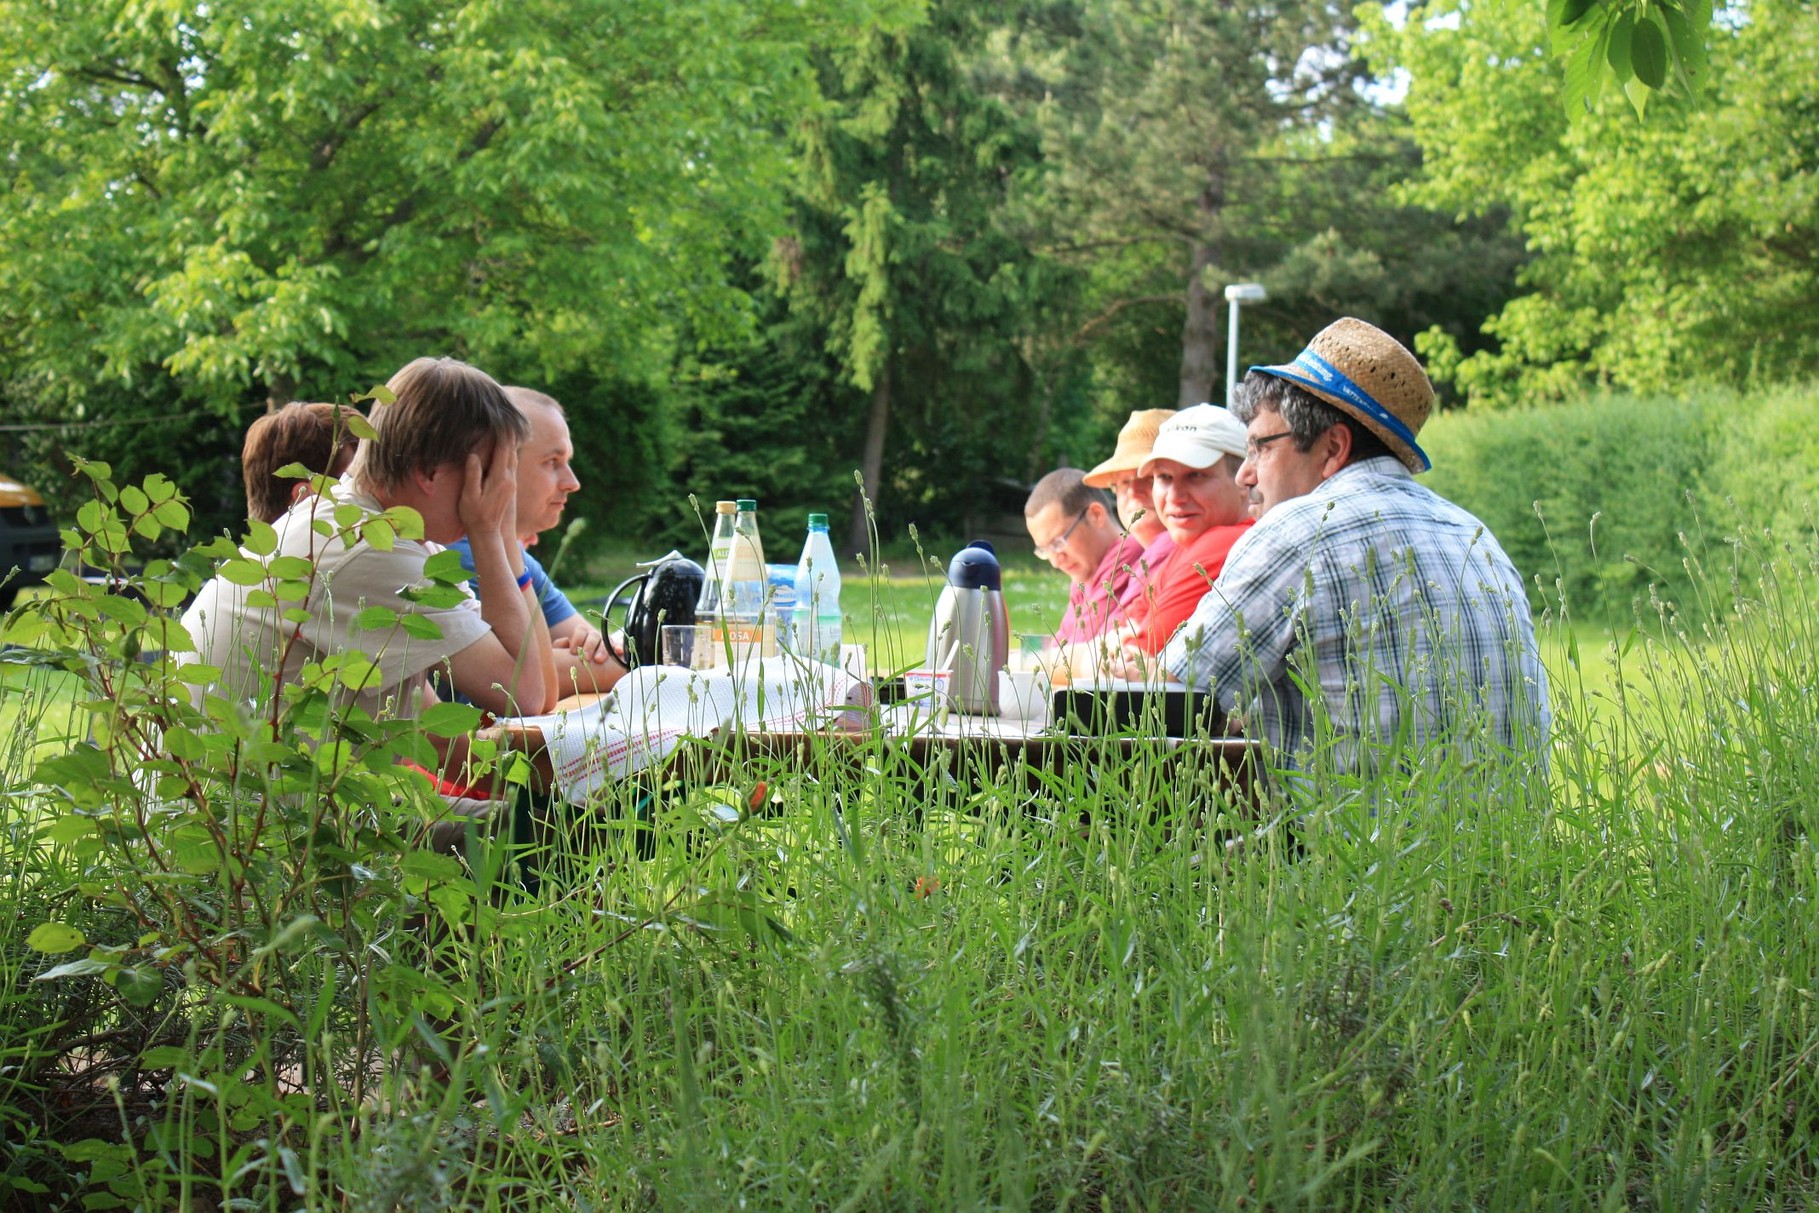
[1025,468,1109,520]
[1232,373,1390,464]
[351,358,529,494]
[242,402,362,524]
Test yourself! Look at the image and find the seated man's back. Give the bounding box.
[184,474,495,720]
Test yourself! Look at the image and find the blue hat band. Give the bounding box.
[1248,349,1429,472]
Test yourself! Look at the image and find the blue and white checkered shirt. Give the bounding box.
[1162,457,1550,772]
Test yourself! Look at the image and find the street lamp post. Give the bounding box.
[1223,282,1267,407]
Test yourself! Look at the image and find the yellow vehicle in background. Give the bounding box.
[1,470,60,612]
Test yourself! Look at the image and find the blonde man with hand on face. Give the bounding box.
[447,387,625,700]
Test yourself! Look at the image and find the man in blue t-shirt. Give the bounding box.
[448,387,626,698]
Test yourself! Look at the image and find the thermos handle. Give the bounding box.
[602,572,648,668]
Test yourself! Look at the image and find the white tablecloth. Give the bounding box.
[504,659,869,803]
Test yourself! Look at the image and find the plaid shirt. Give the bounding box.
[1162,457,1550,772]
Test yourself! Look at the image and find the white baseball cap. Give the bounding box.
[1139,404,1249,474]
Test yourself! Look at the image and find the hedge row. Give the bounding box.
[1420,382,1819,625]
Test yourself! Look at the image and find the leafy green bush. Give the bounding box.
[1420,387,1819,624]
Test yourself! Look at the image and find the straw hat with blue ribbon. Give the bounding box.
[1249,318,1436,474]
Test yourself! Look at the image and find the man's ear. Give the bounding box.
[411,462,452,499]
[1087,500,1113,527]
[1318,424,1354,480]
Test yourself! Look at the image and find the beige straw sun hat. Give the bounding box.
[1248,318,1436,473]
[1082,408,1177,488]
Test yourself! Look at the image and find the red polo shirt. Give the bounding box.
[1123,522,1252,654]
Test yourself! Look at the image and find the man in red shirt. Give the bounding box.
[1122,405,1254,654]
[1024,468,1143,643]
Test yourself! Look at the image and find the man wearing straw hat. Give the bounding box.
[1082,408,1177,620]
[1155,318,1549,772]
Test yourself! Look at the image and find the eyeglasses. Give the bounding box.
[1244,430,1296,461]
[1033,507,1089,560]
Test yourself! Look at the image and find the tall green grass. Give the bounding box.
[4,500,1818,1210]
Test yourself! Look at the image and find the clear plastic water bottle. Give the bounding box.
[722,499,768,656]
[696,500,737,641]
[792,513,843,665]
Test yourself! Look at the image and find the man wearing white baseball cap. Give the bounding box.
[1120,404,1254,655]
[1155,317,1549,774]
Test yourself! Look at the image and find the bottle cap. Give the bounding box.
[736,498,758,510]
[808,513,828,528]
[716,500,737,513]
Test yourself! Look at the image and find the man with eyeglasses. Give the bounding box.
[1023,468,1142,643]
[1149,318,1549,773]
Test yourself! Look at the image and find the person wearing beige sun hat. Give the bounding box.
[1079,408,1179,628]
[1136,318,1550,777]
[1083,408,1174,545]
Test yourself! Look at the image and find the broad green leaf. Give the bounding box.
[164,728,206,761]
[267,556,314,580]
[402,850,465,882]
[41,815,96,845]
[36,956,112,980]
[315,740,354,776]
[334,656,382,691]
[76,499,107,534]
[419,701,483,738]
[1606,13,1634,79]
[244,519,279,557]
[27,922,87,953]
[152,499,190,531]
[363,518,396,552]
[382,506,424,541]
[422,549,469,583]
[1630,15,1668,89]
[354,605,399,633]
[399,613,445,640]
[111,965,165,1007]
[119,484,149,514]
[401,585,469,610]
[143,473,176,503]
[1661,1,1707,82]
[218,558,268,587]
[344,411,379,439]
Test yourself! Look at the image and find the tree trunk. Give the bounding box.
[849,363,891,559]
[1178,161,1228,408]
[1178,241,1221,407]
[264,371,297,413]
